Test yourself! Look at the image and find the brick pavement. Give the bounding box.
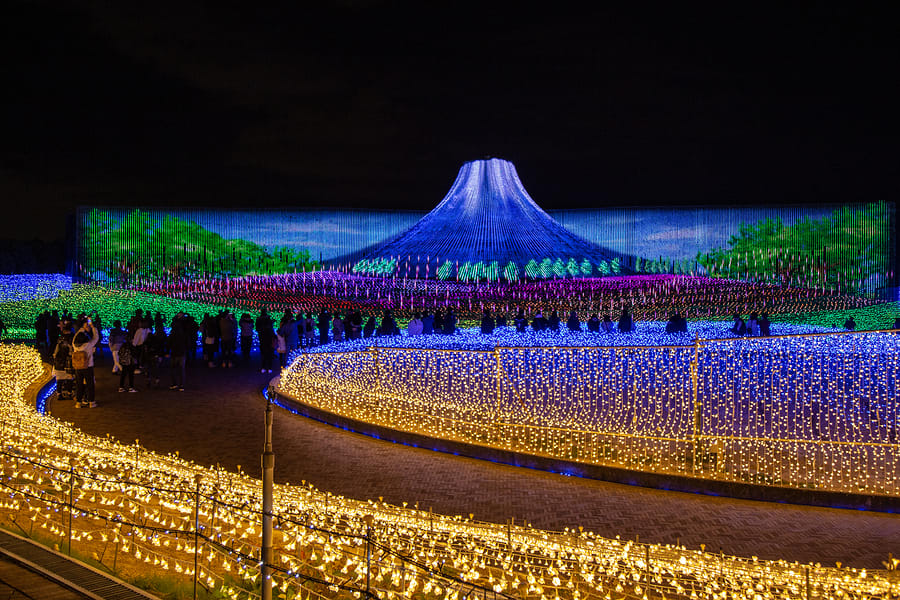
[46,351,900,569]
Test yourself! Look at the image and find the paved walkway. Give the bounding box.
[46,351,900,569]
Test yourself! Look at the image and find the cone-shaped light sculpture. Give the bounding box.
[353,158,629,281]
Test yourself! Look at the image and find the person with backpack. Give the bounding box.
[117,335,138,393]
[52,323,75,401]
[72,319,100,408]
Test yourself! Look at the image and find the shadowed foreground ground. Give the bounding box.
[47,350,900,569]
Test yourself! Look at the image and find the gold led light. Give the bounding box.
[279,333,900,498]
[0,345,896,600]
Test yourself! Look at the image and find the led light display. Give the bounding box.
[2,275,898,342]
[279,329,900,498]
[353,159,627,280]
[74,163,894,290]
[1,345,896,600]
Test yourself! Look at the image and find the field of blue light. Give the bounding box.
[297,320,844,352]
[294,325,900,447]
[0,274,72,302]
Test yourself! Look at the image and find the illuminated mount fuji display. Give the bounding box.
[352,158,631,281]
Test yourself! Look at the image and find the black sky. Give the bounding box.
[2,2,898,241]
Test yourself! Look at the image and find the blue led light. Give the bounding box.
[354,159,628,280]
[0,274,72,302]
[36,379,56,414]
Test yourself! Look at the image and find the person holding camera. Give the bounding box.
[72,318,100,408]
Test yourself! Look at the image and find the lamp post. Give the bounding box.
[261,400,275,600]
[364,514,374,598]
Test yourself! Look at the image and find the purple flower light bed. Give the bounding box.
[135,272,878,324]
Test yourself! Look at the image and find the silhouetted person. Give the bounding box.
[514,310,527,333]
[748,312,760,336]
[421,312,434,335]
[480,310,495,334]
[602,314,614,333]
[566,310,580,332]
[844,316,856,331]
[255,309,275,373]
[617,307,633,333]
[759,313,771,336]
[72,319,100,408]
[730,313,747,336]
[665,313,678,334]
[167,316,189,390]
[442,309,457,335]
[548,310,560,332]
[317,309,331,344]
[363,316,377,338]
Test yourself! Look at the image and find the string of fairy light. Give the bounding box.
[278,330,900,498]
[1,344,897,599]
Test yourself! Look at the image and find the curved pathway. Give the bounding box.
[47,352,900,569]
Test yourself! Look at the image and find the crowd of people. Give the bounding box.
[46,309,202,407]
[34,302,900,409]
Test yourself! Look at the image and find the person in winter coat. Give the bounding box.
[72,319,100,408]
[108,320,126,374]
[219,310,237,368]
[143,325,166,388]
[117,335,138,393]
[275,324,288,367]
[132,317,151,373]
[304,314,316,347]
[239,313,254,362]
[256,310,275,373]
[167,315,189,390]
[201,313,220,367]
[52,324,76,401]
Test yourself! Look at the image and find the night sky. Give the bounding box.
[3,2,898,242]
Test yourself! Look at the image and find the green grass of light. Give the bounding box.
[2,283,898,339]
[0,284,260,335]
